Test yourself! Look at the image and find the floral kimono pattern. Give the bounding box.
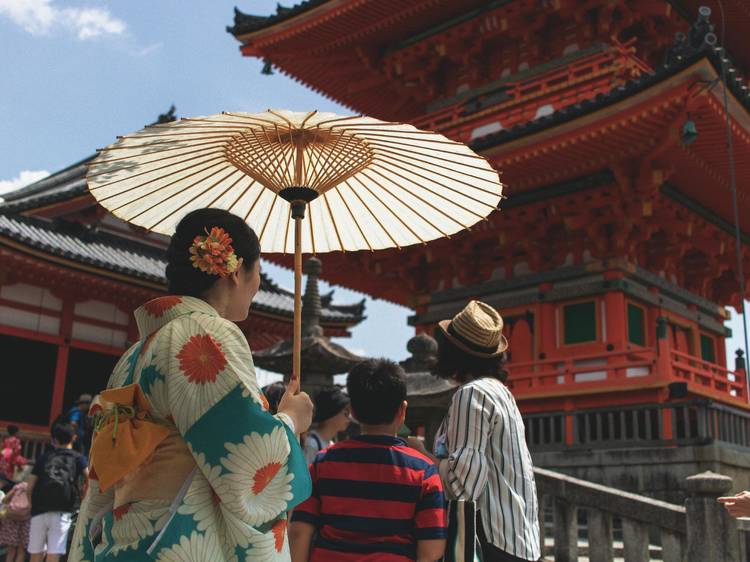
[69,296,311,562]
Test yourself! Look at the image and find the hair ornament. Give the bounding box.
[189,227,239,277]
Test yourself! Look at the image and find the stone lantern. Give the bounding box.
[401,333,458,447]
[254,257,366,398]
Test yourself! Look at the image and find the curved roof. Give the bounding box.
[471,48,750,151]
[227,1,331,36]
[0,154,366,326]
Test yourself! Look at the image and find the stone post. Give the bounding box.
[685,471,740,562]
[553,497,577,562]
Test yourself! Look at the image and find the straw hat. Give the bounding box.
[438,300,508,358]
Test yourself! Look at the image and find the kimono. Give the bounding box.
[69,296,311,562]
[0,436,25,481]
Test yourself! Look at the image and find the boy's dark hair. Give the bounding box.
[166,208,261,297]
[434,328,508,383]
[262,381,286,415]
[51,423,74,446]
[6,425,19,437]
[347,359,406,425]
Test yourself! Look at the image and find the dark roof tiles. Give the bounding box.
[471,48,750,151]
[0,213,364,323]
[227,1,330,36]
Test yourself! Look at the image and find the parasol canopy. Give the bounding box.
[87,110,504,382]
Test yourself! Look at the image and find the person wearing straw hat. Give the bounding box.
[69,208,313,562]
[408,301,541,562]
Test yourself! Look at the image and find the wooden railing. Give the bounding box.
[504,344,748,407]
[413,39,652,140]
[507,347,657,394]
[672,348,747,401]
[524,399,750,452]
[536,468,744,561]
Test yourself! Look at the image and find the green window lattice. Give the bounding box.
[627,303,646,346]
[563,301,596,344]
[700,334,716,363]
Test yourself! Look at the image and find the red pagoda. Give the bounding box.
[230,1,750,497]
[0,108,365,442]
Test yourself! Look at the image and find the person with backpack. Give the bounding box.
[62,395,93,456]
[0,480,31,562]
[26,423,87,562]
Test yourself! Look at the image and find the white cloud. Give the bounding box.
[0,0,125,39]
[0,169,50,196]
[131,41,163,57]
[67,7,125,39]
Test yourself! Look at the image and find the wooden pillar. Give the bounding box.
[49,299,74,425]
[656,316,673,380]
[603,272,626,349]
[537,283,555,359]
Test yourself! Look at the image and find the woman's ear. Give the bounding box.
[230,257,245,286]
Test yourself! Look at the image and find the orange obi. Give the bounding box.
[89,384,188,496]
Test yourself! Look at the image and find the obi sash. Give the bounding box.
[88,340,195,508]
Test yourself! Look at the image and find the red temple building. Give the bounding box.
[0,110,365,439]
[229,1,750,497]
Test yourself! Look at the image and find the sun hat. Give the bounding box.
[438,300,508,358]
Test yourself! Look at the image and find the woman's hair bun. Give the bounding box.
[166,208,260,297]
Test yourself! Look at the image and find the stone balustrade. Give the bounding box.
[535,467,743,561]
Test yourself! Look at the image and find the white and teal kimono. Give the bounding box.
[69,296,311,562]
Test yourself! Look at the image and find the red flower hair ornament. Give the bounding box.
[189,227,239,277]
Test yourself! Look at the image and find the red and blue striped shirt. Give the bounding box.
[291,434,447,561]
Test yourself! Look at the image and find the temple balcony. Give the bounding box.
[506,343,747,408]
[412,39,652,144]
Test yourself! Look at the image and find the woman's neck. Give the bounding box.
[202,290,230,319]
[315,422,339,441]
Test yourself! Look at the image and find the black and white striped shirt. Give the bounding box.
[436,377,540,561]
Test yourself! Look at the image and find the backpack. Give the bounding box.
[35,449,79,513]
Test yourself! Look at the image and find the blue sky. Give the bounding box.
[0,0,748,378]
[0,0,414,383]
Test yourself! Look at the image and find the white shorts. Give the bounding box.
[28,512,73,555]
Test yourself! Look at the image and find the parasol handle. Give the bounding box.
[291,201,306,392]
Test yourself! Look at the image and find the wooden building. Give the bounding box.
[229,1,750,494]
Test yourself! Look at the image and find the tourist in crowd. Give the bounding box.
[290,359,447,562]
[303,385,351,463]
[69,208,313,561]
[59,395,92,455]
[0,426,26,486]
[408,300,541,562]
[27,423,87,562]
[0,479,31,562]
[718,491,750,517]
[262,380,287,414]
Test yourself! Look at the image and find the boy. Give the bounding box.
[290,359,446,562]
[27,423,88,562]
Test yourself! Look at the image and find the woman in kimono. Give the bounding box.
[69,208,313,562]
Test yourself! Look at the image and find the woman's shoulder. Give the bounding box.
[166,310,248,344]
[457,377,510,400]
